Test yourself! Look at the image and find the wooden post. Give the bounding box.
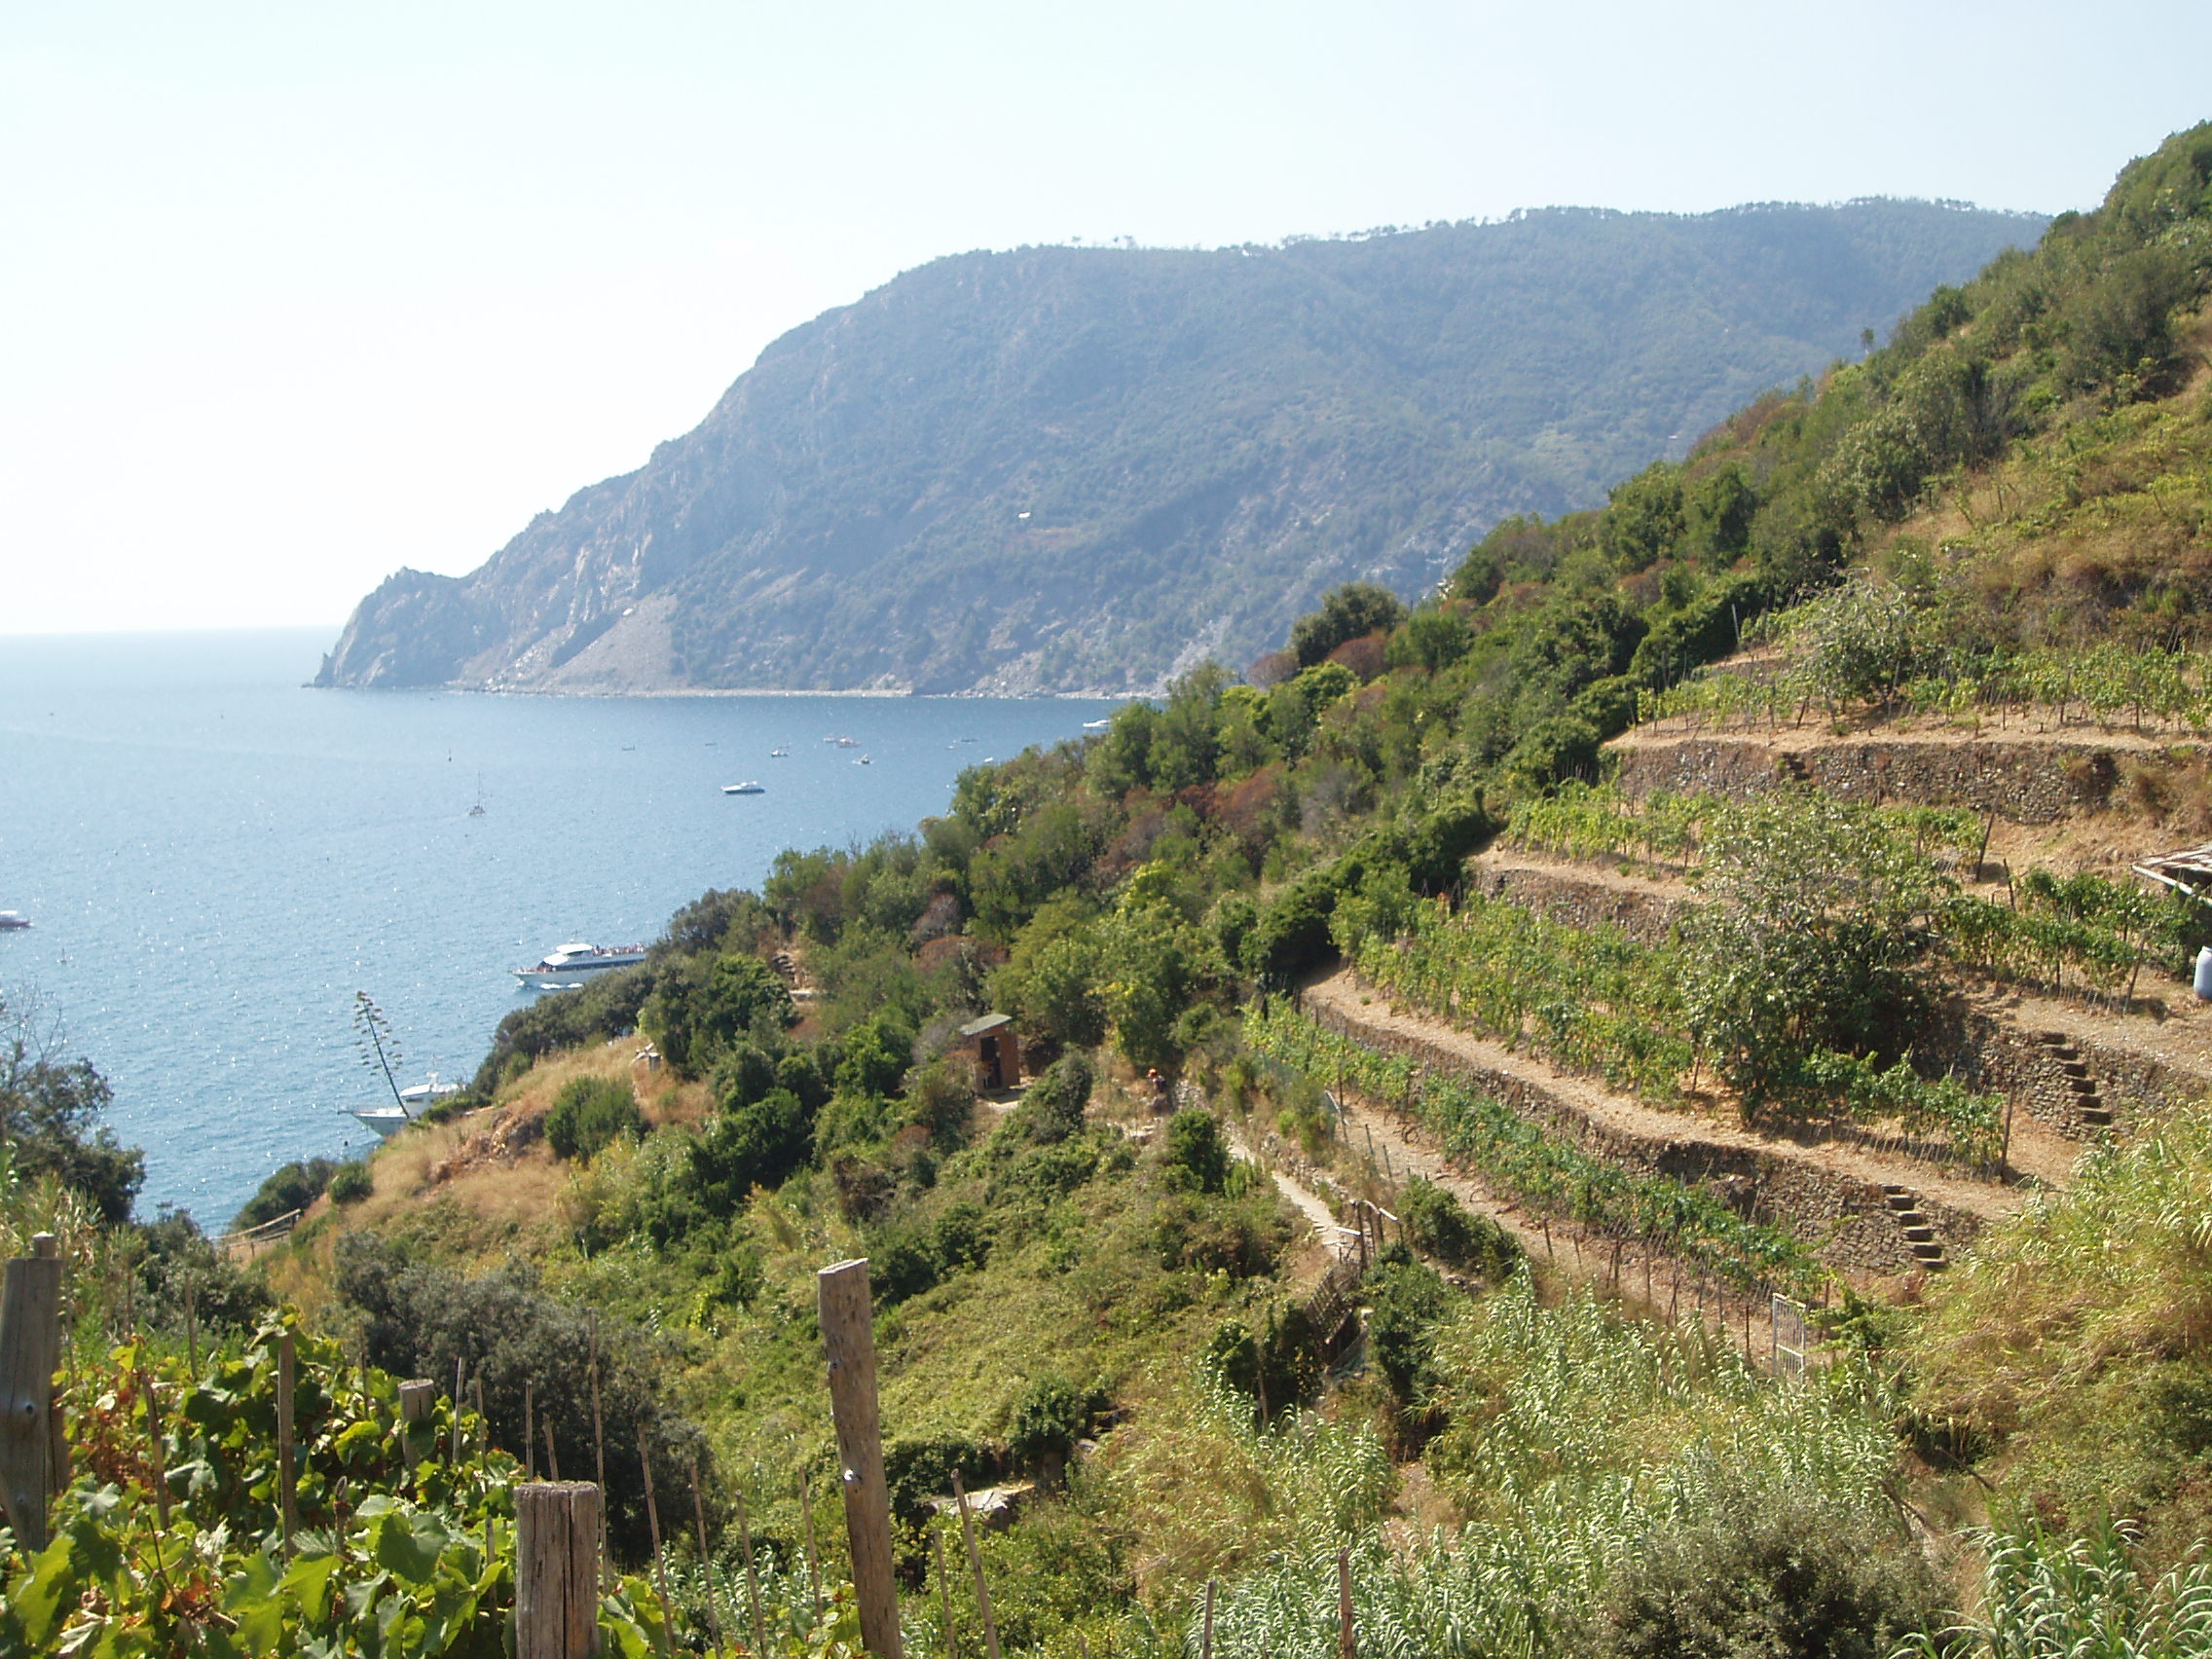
[1201,1578,1216,1659]
[932,1525,961,1659]
[515,1481,602,1659]
[588,1323,609,1588]
[736,1485,769,1657]
[183,1279,199,1380]
[453,1354,466,1463]
[1,1235,63,1552]
[277,1330,298,1555]
[398,1378,435,1469]
[1337,1544,1355,1659]
[818,1260,903,1659]
[525,1382,535,1479]
[635,1430,677,1658]
[542,1421,562,1483]
[952,1473,1003,1659]
[689,1460,727,1659]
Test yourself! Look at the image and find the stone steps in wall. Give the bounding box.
[1882,1183,1948,1270]
[2036,1030,2116,1132]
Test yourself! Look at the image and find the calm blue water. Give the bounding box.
[0,630,1116,1226]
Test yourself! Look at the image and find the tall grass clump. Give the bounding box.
[1898,1525,2212,1659]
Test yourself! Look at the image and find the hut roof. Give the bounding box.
[956,1012,1014,1038]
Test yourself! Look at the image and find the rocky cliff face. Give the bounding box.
[318,202,2043,695]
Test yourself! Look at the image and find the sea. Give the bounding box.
[0,629,1119,1228]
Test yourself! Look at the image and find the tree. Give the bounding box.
[1680,794,1941,1106]
[0,993,142,1224]
[640,952,794,1076]
[1290,583,1408,670]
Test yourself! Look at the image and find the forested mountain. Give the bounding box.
[316,201,2039,695]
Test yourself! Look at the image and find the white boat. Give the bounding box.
[722,781,765,794]
[854,755,872,765]
[1083,719,1111,730]
[0,912,28,931]
[349,1074,461,1138]
[513,940,648,990]
[769,746,790,757]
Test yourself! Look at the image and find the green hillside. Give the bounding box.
[19,124,2212,1659]
[316,200,2036,696]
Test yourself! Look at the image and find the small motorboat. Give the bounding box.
[349,1073,461,1138]
[853,755,872,765]
[1083,719,1111,730]
[769,746,790,757]
[722,781,765,795]
[0,912,28,931]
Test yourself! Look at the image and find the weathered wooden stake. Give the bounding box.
[736,1485,769,1657]
[932,1525,961,1659]
[635,1430,677,1657]
[398,1378,436,1469]
[515,1481,602,1659]
[0,1234,62,1552]
[800,1471,824,1616]
[452,1354,465,1463]
[473,1374,487,1452]
[278,1330,298,1555]
[183,1279,199,1379]
[818,1259,903,1658]
[525,1382,535,1479]
[542,1421,563,1482]
[952,1473,1003,1659]
[588,1319,609,1588]
[688,1458,727,1659]
[1337,1544,1356,1659]
[1201,1578,1216,1659]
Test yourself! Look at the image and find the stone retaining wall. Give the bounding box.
[1303,998,1985,1276]
[1612,734,2168,823]
[1470,861,1693,945]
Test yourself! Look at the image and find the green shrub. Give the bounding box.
[1363,1248,1453,1403]
[1161,1107,1230,1195]
[1400,1176,1522,1280]
[334,1234,701,1563]
[1010,1053,1092,1144]
[233,1156,341,1231]
[1008,1372,1103,1471]
[326,1161,373,1205]
[544,1076,644,1162]
[1595,1479,1941,1659]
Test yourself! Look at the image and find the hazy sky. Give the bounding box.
[6,2,2209,635]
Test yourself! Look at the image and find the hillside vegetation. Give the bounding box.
[316,200,2035,696]
[18,125,2212,1658]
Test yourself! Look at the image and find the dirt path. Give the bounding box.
[1305,969,2039,1220]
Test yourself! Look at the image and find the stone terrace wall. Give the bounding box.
[1469,862,1693,946]
[1302,998,1984,1275]
[1612,734,2168,823]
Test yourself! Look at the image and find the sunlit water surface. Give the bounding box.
[0,630,1115,1225]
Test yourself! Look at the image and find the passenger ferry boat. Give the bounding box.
[513,940,648,990]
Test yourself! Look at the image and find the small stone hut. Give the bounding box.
[956,1013,1023,1091]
